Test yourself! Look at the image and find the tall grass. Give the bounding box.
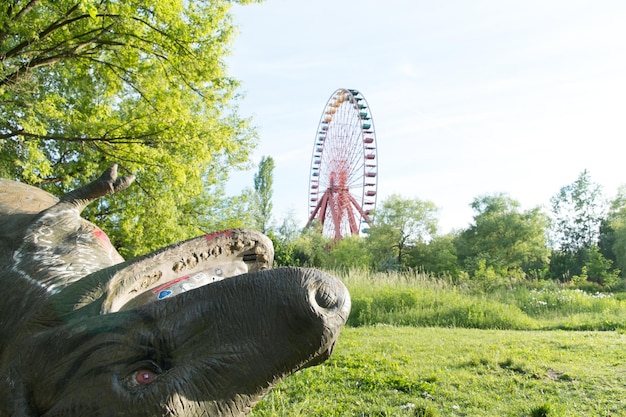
[334,268,626,330]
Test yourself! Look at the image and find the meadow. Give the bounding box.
[250,270,626,416]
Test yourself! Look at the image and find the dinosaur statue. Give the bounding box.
[0,166,350,416]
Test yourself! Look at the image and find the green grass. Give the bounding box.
[340,269,626,330]
[249,269,626,416]
[251,326,626,416]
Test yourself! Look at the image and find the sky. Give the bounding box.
[225,0,626,234]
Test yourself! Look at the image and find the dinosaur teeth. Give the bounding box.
[120,262,246,307]
[104,229,274,313]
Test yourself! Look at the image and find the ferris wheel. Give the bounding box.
[307,88,378,240]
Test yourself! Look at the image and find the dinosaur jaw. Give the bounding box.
[101,229,274,313]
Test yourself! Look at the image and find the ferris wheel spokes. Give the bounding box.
[307,88,378,240]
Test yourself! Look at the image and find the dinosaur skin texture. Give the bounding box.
[0,166,350,417]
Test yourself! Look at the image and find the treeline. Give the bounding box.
[3,2,623,293]
[266,170,626,292]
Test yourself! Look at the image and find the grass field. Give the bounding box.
[251,327,626,416]
[250,270,626,416]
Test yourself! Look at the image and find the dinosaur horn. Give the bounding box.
[58,165,135,213]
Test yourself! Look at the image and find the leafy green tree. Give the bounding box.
[455,194,550,278]
[269,210,301,267]
[289,221,330,268]
[579,246,620,289]
[204,187,256,231]
[549,170,609,281]
[0,0,260,256]
[408,233,463,279]
[267,211,341,269]
[600,185,626,278]
[366,194,438,269]
[598,218,617,267]
[365,222,400,271]
[549,170,606,252]
[253,156,274,233]
[323,235,373,271]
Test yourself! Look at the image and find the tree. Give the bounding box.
[601,185,626,278]
[455,193,550,278]
[290,221,330,268]
[253,156,274,233]
[549,170,606,252]
[572,246,620,289]
[408,233,463,279]
[366,194,438,269]
[549,170,609,281]
[324,235,373,271]
[0,0,260,257]
[268,209,301,267]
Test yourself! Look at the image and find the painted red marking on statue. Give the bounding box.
[204,230,233,240]
[93,228,112,244]
[151,276,190,294]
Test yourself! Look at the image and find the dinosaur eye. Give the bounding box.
[134,369,157,385]
[123,361,162,389]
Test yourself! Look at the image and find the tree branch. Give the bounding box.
[0,127,171,144]
[3,4,84,60]
[13,0,43,22]
[0,0,42,42]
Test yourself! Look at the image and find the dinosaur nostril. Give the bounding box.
[315,284,339,310]
[303,269,351,319]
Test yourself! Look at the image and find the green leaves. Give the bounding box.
[253,156,275,233]
[456,193,550,278]
[549,170,606,253]
[1,0,259,255]
[367,194,439,267]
